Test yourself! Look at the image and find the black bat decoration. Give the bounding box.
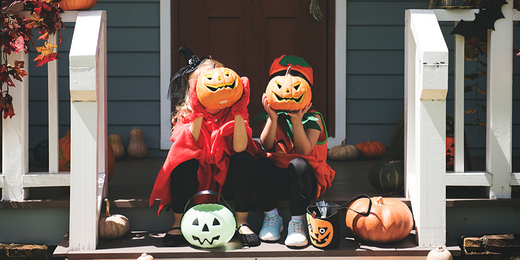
[450,0,508,40]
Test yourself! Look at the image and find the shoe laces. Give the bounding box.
[288,220,304,234]
[263,214,279,228]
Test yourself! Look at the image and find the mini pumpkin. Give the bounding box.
[327,141,359,161]
[356,140,387,159]
[427,247,453,260]
[196,66,243,110]
[345,196,414,243]
[181,203,236,248]
[265,55,313,112]
[99,198,130,240]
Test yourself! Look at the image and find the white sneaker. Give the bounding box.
[284,219,308,247]
[259,214,283,241]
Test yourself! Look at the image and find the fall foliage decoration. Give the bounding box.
[356,140,387,159]
[98,198,130,240]
[196,66,243,110]
[1,0,65,119]
[265,55,313,112]
[345,196,414,243]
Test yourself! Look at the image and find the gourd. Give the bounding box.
[368,160,404,193]
[127,127,147,159]
[327,141,359,161]
[265,55,313,112]
[345,196,413,243]
[356,140,387,159]
[59,0,98,11]
[99,198,130,240]
[196,66,243,110]
[108,132,125,159]
[427,247,453,260]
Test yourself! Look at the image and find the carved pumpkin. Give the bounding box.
[59,0,98,10]
[196,67,243,110]
[356,140,387,159]
[181,203,236,248]
[99,198,130,240]
[345,196,414,243]
[266,55,314,112]
[307,213,335,248]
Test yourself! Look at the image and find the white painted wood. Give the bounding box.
[328,0,347,147]
[159,0,172,150]
[486,0,513,199]
[2,52,30,201]
[159,0,348,149]
[23,173,70,187]
[433,9,478,21]
[48,33,60,174]
[453,32,465,173]
[405,9,448,247]
[404,10,416,200]
[446,171,492,186]
[511,173,520,186]
[68,10,107,251]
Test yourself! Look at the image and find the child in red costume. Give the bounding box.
[149,47,261,247]
[255,55,335,247]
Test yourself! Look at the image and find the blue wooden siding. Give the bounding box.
[26,0,519,160]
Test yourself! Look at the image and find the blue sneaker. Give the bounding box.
[284,219,308,247]
[259,214,283,241]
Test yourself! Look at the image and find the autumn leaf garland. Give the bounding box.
[0,0,64,119]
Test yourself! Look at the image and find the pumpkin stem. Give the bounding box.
[285,66,292,76]
[341,140,345,146]
[104,198,110,216]
[437,246,444,252]
[376,196,384,205]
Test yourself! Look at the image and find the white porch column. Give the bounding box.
[1,52,29,201]
[405,10,448,247]
[68,10,107,251]
[486,0,513,199]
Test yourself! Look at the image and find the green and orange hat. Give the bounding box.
[269,55,313,86]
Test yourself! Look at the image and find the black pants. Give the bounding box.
[169,151,255,214]
[255,157,317,216]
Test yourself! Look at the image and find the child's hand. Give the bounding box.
[231,76,250,116]
[288,103,312,123]
[262,93,278,121]
[187,79,206,118]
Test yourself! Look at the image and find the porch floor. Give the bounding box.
[9,156,520,259]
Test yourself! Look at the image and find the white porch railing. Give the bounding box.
[405,0,519,247]
[0,10,107,251]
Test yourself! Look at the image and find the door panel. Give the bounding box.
[172,0,335,137]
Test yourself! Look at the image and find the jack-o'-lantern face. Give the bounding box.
[181,204,236,248]
[196,67,243,110]
[307,213,334,248]
[265,74,312,112]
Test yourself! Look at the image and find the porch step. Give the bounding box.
[53,230,461,260]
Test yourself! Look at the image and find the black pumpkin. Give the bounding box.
[368,160,404,193]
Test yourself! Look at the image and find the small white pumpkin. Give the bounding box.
[99,198,130,239]
[327,141,359,161]
[137,253,154,260]
[427,247,453,260]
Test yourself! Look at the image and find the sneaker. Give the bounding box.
[259,214,283,241]
[284,219,308,247]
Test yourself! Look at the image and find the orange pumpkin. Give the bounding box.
[196,67,243,110]
[356,140,386,159]
[59,131,115,182]
[266,55,314,112]
[345,196,414,243]
[265,73,312,112]
[59,0,98,10]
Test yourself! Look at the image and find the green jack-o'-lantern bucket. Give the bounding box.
[181,190,236,248]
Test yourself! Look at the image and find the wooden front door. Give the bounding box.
[172,0,335,137]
